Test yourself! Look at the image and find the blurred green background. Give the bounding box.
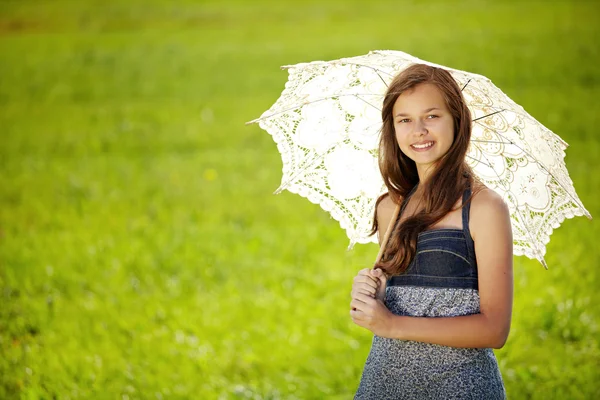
[1,0,599,398]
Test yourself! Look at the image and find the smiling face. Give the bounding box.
[392,83,455,178]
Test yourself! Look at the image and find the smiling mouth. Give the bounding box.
[411,141,435,150]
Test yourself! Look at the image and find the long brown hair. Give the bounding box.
[372,63,475,276]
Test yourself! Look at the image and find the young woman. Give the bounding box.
[350,64,513,399]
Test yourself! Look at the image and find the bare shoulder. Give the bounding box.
[377,193,397,221]
[471,186,509,214]
[376,194,399,245]
[469,186,511,240]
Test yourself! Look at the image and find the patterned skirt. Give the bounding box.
[354,286,506,399]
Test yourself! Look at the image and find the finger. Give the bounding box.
[351,288,377,302]
[358,269,379,279]
[375,275,387,291]
[369,269,388,296]
[356,286,376,297]
[356,270,379,281]
[356,268,370,278]
[355,279,377,290]
[354,292,376,305]
[373,268,386,280]
[350,309,364,321]
[355,287,376,298]
[352,282,377,295]
[351,290,372,300]
[351,297,374,312]
[353,276,378,289]
[350,299,367,311]
[369,268,382,277]
[370,268,387,284]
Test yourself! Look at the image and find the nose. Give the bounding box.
[414,119,427,136]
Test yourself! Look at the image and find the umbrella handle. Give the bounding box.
[374,202,401,265]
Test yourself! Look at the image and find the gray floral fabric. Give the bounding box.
[354,286,506,399]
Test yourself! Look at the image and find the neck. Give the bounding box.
[416,163,435,185]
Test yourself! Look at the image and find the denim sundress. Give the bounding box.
[354,186,506,399]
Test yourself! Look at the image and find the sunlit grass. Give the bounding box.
[1,0,599,398]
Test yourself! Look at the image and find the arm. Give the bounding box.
[351,189,513,349]
[349,195,396,307]
[374,194,397,246]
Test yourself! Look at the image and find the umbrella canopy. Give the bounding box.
[248,50,591,267]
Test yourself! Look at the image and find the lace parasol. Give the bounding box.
[248,50,591,267]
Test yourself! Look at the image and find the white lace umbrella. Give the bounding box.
[248,50,591,268]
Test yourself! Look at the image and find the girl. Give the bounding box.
[350,64,513,399]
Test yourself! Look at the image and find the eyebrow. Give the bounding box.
[394,107,441,117]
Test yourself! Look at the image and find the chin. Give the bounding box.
[414,156,441,165]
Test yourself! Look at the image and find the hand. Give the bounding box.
[351,268,379,303]
[369,268,387,302]
[350,292,394,338]
[351,268,388,311]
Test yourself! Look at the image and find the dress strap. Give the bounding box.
[462,186,476,261]
[461,187,471,231]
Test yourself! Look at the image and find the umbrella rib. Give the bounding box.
[465,154,491,168]
[281,61,395,80]
[471,105,560,135]
[286,60,394,86]
[346,64,391,88]
[473,109,505,122]
[470,142,547,268]
[251,98,515,127]
[247,93,383,124]
[470,139,514,144]
[337,62,396,81]
[302,181,359,224]
[353,94,383,112]
[372,69,389,88]
[461,79,472,92]
[472,108,569,149]
[275,152,325,194]
[473,120,590,218]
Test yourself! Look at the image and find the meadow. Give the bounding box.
[1,0,599,398]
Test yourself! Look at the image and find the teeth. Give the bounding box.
[412,141,434,149]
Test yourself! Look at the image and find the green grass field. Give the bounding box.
[1,0,599,398]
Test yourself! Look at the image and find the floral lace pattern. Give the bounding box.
[249,50,591,267]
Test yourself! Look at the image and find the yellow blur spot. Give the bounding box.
[203,169,218,181]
